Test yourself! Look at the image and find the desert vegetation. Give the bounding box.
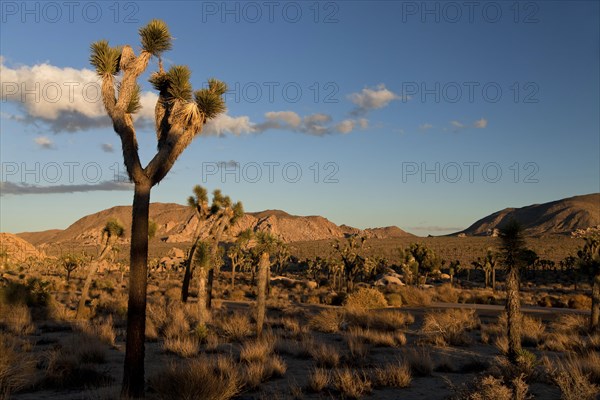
[1,214,599,399]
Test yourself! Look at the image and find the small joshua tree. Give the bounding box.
[577,236,600,332]
[498,219,529,364]
[76,219,124,319]
[90,19,228,397]
[61,253,82,282]
[333,235,367,292]
[181,185,243,304]
[227,228,253,291]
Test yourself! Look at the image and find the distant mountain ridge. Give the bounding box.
[16,203,414,246]
[456,193,600,237]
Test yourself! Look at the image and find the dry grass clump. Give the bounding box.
[404,347,433,376]
[149,355,241,400]
[345,309,414,331]
[346,333,369,361]
[543,355,599,400]
[42,337,112,389]
[396,286,432,306]
[550,314,589,336]
[447,374,529,400]
[240,336,276,364]
[215,312,253,341]
[162,335,199,357]
[163,305,190,339]
[243,355,287,389]
[344,287,388,310]
[309,341,341,368]
[0,334,36,398]
[333,368,372,398]
[78,315,116,346]
[308,308,344,333]
[1,304,35,335]
[373,359,412,388]
[421,308,479,346]
[540,331,586,352]
[348,327,405,348]
[308,367,330,392]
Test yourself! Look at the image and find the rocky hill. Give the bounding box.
[17,204,414,246]
[457,193,600,237]
[0,233,45,263]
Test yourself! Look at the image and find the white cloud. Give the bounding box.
[101,143,114,152]
[450,120,465,129]
[419,123,433,131]
[335,119,355,134]
[357,118,369,129]
[0,59,156,132]
[265,111,302,128]
[204,113,255,136]
[474,118,488,129]
[348,84,399,115]
[34,136,53,149]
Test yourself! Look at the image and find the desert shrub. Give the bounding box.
[149,356,241,400]
[0,334,36,398]
[0,278,51,308]
[496,313,545,347]
[373,359,411,388]
[543,355,599,400]
[568,294,592,310]
[1,304,35,335]
[308,308,344,333]
[396,286,432,306]
[333,368,372,398]
[433,283,460,303]
[421,308,479,346]
[163,306,190,339]
[215,312,253,341]
[550,314,589,336]
[308,367,330,392]
[42,340,111,389]
[385,292,402,307]
[344,288,387,310]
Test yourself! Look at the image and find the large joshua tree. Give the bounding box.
[577,236,600,332]
[498,219,528,364]
[90,20,227,398]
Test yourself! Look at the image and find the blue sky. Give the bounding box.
[1,1,599,235]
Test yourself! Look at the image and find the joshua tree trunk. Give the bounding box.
[76,237,115,319]
[505,265,522,363]
[230,263,236,291]
[122,182,151,398]
[181,229,202,302]
[492,268,496,292]
[256,252,269,337]
[206,268,214,309]
[591,273,600,332]
[197,266,209,323]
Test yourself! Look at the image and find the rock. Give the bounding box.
[374,274,405,287]
[440,273,451,280]
[303,280,318,290]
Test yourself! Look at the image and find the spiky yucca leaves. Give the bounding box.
[208,78,228,96]
[116,82,142,114]
[90,40,121,76]
[231,202,244,224]
[103,219,125,239]
[194,241,212,270]
[195,85,227,120]
[139,19,172,56]
[188,185,209,208]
